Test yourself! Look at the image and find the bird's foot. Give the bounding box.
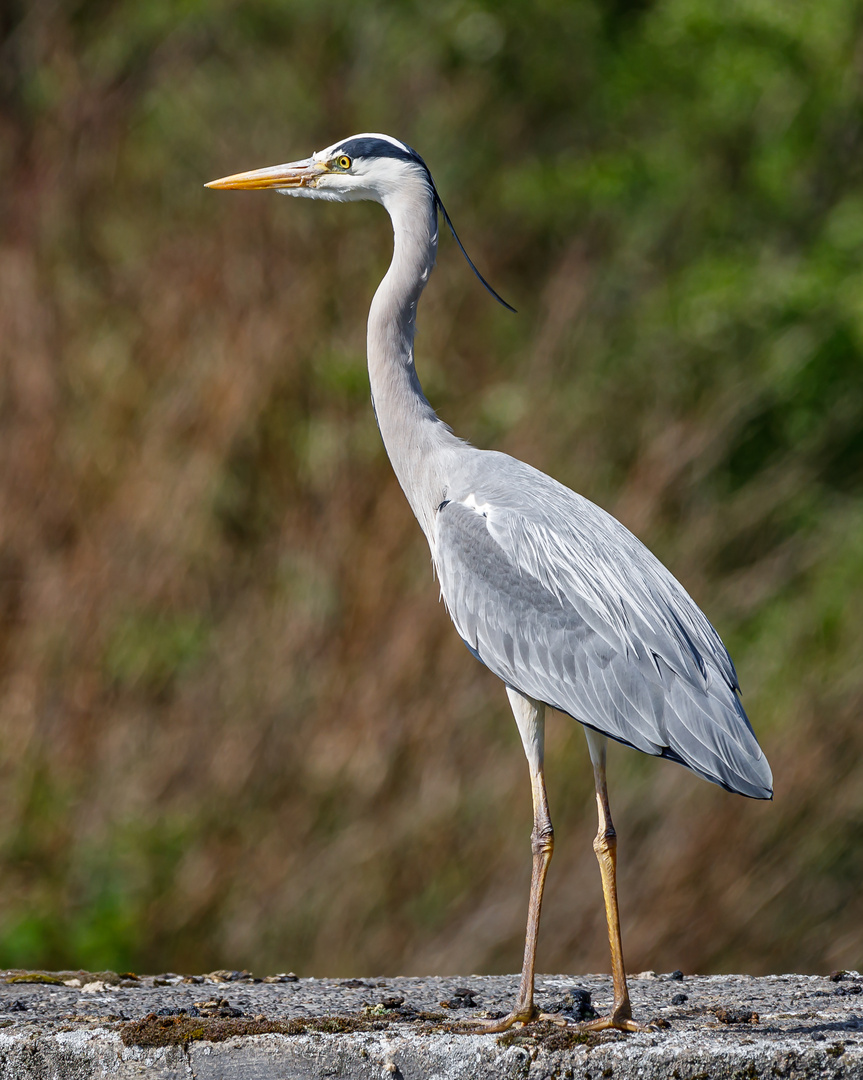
[578,1011,653,1033]
[454,1005,653,1034]
[454,1003,543,1033]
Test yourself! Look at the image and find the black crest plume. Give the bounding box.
[335,136,516,313]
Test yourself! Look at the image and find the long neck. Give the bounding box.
[368,178,463,542]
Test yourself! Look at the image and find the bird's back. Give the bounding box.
[433,448,773,799]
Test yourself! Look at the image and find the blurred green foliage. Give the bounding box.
[0,0,862,979]
[104,612,210,695]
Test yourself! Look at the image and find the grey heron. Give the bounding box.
[206,134,773,1032]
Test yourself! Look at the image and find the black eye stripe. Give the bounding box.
[333,137,428,172]
[332,138,435,195]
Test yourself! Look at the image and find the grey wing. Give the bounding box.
[433,484,772,800]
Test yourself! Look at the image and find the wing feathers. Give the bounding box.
[434,468,772,800]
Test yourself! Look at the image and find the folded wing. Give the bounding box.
[433,454,772,799]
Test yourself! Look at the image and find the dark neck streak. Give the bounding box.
[367,178,464,542]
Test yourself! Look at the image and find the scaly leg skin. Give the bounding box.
[582,729,652,1033]
[458,698,652,1035]
[472,760,555,1032]
[473,732,652,1035]
[459,691,560,1033]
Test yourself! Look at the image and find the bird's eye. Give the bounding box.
[336,155,352,170]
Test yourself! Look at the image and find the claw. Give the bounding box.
[579,1013,655,1033]
[454,1005,538,1033]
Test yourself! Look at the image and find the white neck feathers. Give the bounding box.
[366,172,463,541]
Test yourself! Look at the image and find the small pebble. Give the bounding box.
[546,989,596,1022]
[439,988,478,1009]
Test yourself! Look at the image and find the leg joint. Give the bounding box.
[531,822,554,856]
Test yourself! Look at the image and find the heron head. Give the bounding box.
[205,133,433,207]
[207,133,515,311]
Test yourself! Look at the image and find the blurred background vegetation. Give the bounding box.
[1,0,862,980]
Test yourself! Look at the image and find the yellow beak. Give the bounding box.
[205,157,327,191]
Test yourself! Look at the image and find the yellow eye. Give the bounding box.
[336,155,352,170]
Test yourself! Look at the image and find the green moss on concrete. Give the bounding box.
[120,1010,455,1048]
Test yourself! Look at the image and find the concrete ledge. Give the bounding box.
[2,969,861,1078]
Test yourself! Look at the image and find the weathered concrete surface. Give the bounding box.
[2,969,862,1078]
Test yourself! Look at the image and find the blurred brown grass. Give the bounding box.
[1,0,862,978]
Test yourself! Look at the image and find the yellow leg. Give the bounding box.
[582,728,641,1032]
[465,690,558,1032]
[508,756,554,1023]
[461,702,648,1035]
